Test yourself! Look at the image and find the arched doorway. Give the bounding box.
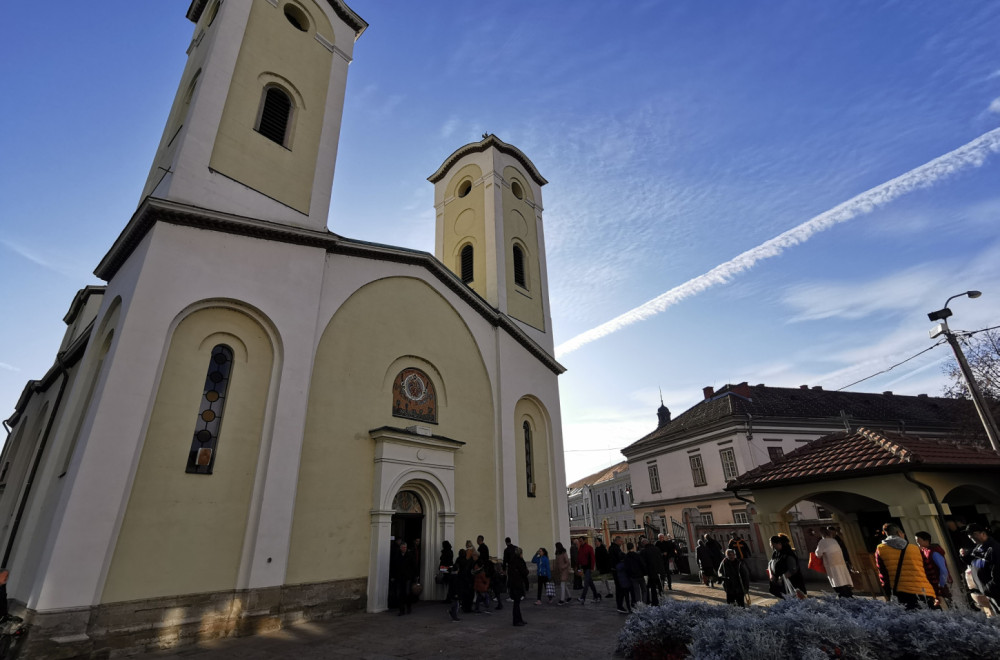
[387,490,425,610]
[367,426,460,612]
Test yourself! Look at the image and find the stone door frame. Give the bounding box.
[367,427,461,612]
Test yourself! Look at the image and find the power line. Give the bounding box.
[834,340,947,391]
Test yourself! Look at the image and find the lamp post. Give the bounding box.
[928,290,1000,451]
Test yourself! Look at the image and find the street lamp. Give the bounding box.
[927,290,1000,451]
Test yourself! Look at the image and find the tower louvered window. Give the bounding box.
[460,244,474,283]
[257,87,292,146]
[513,245,526,288]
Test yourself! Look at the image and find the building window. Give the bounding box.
[720,448,739,481]
[647,463,661,493]
[186,344,234,474]
[767,446,784,462]
[689,455,707,486]
[513,245,526,288]
[524,421,535,497]
[511,180,524,199]
[702,512,714,525]
[612,490,617,507]
[460,244,474,283]
[604,492,609,508]
[733,511,749,525]
[256,86,292,146]
[457,179,472,198]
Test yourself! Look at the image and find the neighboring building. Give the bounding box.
[567,461,640,543]
[728,426,1000,596]
[0,2,568,657]
[622,381,974,561]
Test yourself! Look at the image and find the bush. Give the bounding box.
[615,597,1000,659]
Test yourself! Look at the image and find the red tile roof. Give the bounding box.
[727,427,1000,491]
[567,460,629,490]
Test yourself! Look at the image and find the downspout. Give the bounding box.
[2,355,70,567]
[902,471,966,602]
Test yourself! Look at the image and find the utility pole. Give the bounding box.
[928,291,1000,451]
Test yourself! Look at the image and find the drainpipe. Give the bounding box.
[902,471,967,603]
[2,355,70,568]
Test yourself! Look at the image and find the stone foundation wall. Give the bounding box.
[18,577,367,659]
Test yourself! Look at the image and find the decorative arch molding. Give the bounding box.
[103,297,285,596]
[367,427,462,612]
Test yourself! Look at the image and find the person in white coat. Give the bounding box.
[814,526,854,597]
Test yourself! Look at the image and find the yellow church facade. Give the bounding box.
[0,2,569,657]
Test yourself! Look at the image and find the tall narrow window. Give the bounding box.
[512,245,526,288]
[460,244,474,283]
[187,344,234,474]
[720,447,739,481]
[647,462,661,493]
[523,421,535,497]
[689,455,707,486]
[256,86,292,146]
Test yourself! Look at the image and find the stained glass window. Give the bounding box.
[524,421,535,497]
[186,345,233,474]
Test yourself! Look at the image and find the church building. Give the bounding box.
[0,1,569,656]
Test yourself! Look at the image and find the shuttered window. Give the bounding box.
[460,244,474,283]
[513,245,526,288]
[257,87,292,146]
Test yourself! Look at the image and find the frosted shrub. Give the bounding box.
[615,596,1000,659]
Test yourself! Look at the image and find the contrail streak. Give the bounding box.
[556,127,1000,357]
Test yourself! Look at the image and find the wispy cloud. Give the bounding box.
[781,268,941,323]
[989,97,1000,115]
[440,117,460,139]
[555,127,1000,357]
[0,363,20,372]
[1,239,88,279]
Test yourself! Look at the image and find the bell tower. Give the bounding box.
[429,135,554,350]
[140,0,367,230]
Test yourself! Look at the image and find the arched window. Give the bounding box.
[523,421,535,497]
[460,244,474,284]
[512,245,526,288]
[186,344,234,474]
[256,86,293,146]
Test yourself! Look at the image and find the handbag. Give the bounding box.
[411,579,423,596]
[783,575,806,599]
[808,551,826,573]
[545,581,555,597]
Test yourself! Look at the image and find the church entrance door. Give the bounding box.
[387,490,424,609]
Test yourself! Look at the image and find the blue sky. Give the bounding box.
[2,2,999,481]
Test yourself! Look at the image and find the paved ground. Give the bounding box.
[136,576,829,660]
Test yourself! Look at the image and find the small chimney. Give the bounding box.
[812,386,823,391]
[732,381,751,398]
[883,391,893,396]
[800,384,809,390]
[703,386,715,400]
[657,404,671,428]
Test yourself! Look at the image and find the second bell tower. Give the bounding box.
[429,135,554,352]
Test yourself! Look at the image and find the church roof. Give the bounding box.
[623,382,973,455]
[567,460,630,490]
[427,134,548,186]
[186,0,368,38]
[95,197,566,375]
[727,427,1000,490]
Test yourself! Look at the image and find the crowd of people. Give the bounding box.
[385,519,999,626]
